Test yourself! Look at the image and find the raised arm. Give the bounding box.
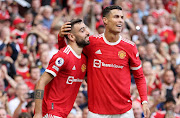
[33,72,54,118]
[58,22,71,49]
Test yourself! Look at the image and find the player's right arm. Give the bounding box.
[58,22,71,49]
[33,72,54,118]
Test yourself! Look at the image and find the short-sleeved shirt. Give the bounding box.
[42,45,87,118]
[83,33,146,114]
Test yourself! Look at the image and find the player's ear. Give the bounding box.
[67,33,75,41]
[103,17,107,25]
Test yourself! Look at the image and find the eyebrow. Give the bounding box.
[79,27,85,31]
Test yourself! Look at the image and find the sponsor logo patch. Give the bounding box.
[55,58,64,67]
[66,76,83,84]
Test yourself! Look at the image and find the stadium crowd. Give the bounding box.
[0,0,180,118]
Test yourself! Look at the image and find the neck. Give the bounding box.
[69,43,83,56]
[104,29,120,42]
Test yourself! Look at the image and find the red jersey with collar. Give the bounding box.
[42,45,87,118]
[83,33,147,114]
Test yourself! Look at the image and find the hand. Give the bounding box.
[59,22,71,37]
[142,103,150,118]
[1,65,7,76]
[33,114,43,118]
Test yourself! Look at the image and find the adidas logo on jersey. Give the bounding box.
[95,49,102,54]
[72,65,76,70]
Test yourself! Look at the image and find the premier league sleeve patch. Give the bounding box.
[55,57,64,67]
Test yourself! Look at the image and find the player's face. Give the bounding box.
[73,22,90,48]
[104,9,124,33]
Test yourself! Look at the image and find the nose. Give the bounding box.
[86,30,90,36]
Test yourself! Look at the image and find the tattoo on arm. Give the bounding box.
[35,89,44,99]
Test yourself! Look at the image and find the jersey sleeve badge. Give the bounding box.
[55,57,64,67]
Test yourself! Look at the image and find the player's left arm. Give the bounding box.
[129,45,150,118]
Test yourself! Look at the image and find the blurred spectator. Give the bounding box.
[0,0,179,117]
[82,107,88,118]
[25,66,40,91]
[142,61,162,95]
[137,0,149,20]
[18,112,31,118]
[161,69,175,99]
[75,91,88,110]
[0,1,10,20]
[0,91,10,116]
[26,100,34,118]
[132,100,143,118]
[11,18,27,53]
[138,45,147,61]
[151,97,180,118]
[8,83,29,115]
[38,51,50,75]
[150,89,165,112]
[146,43,165,65]
[145,24,160,44]
[158,42,171,65]
[157,16,175,44]
[169,43,180,67]
[9,2,21,20]
[172,22,180,43]
[15,53,30,80]
[0,107,8,118]
[42,5,53,30]
[29,0,41,17]
[24,11,33,33]
[47,34,58,58]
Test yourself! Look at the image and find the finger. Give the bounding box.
[63,25,71,28]
[62,32,70,35]
[64,22,71,25]
[147,109,150,118]
[144,109,147,118]
[62,28,71,32]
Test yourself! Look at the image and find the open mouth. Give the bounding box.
[116,25,122,27]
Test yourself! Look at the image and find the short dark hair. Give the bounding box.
[102,5,122,17]
[29,65,39,73]
[165,97,176,104]
[64,18,82,40]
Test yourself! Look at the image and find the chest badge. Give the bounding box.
[118,50,126,59]
[81,64,86,72]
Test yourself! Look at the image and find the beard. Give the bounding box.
[76,36,90,48]
[19,63,27,67]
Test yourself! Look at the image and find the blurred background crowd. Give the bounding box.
[0,0,180,118]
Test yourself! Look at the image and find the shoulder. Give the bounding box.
[54,46,71,58]
[89,34,103,40]
[121,37,135,47]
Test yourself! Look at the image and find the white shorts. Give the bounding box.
[43,113,62,118]
[87,108,134,118]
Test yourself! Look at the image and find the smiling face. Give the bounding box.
[71,22,90,48]
[103,9,124,33]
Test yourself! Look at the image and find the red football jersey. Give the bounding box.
[83,34,147,114]
[42,45,87,117]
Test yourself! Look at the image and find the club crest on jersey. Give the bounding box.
[118,50,126,59]
[81,64,86,72]
[55,57,64,67]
